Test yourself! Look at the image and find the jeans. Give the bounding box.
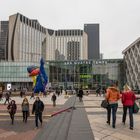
[107,103,118,127]
[23,111,28,123]
[4,99,9,104]
[35,112,42,127]
[10,113,14,124]
[122,106,133,128]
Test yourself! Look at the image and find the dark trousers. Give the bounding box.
[107,103,118,127]
[122,106,133,128]
[53,101,56,107]
[79,97,83,102]
[23,111,28,123]
[4,99,9,104]
[35,112,42,127]
[10,113,14,124]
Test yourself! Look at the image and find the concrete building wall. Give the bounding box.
[123,37,140,89]
[8,13,46,62]
[46,30,88,61]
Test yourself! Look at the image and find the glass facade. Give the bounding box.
[47,59,124,89]
[0,61,40,89]
[0,59,124,90]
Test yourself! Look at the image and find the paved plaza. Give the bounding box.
[0,94,69,140]
[0,94,140,140]
[83,95,140,140]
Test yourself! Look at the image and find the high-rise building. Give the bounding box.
[46,29,88,61]
[123,37,140,89]
[0,21,9,60]
[67,41,80,60]
[8,13,46,62]
[84,24,100,59]
[0,13,100,62]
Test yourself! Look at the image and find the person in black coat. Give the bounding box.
[78,88,84,102]
[4,92,10,105]
[51,93,57,107]
[32,97,44,128]
[7,100,17,125]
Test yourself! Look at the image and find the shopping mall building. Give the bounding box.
[0,13,139,91]
[0,59,124,90]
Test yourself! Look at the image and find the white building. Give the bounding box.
[46,29,88,61]
[122,37,140,89]
[8,13,46,62]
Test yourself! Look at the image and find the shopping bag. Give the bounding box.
[133,102,139,113]
[101,100,108,108]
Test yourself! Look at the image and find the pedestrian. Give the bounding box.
[20,90,23,98]
[122,84,136,130]
[60,88,63,95]
[7,100,17,125]
[32,97,44,129]
[78,88,84,102]
[96,85,101,96]
[30,92,35,99]
[86,90,89,96]
[0,92,3,101]
[106,82,120,128]
[43,91,47,97]
[22,97,30,123]
[4,92,10,105]
[51,93,57,107]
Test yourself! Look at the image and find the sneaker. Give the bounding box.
[130,127,133,130]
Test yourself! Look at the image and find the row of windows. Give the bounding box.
[55,30,83,36]
[19,14,46,33]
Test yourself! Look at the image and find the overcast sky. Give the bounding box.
[1,0,140,59]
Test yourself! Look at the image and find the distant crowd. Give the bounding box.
[0,85,140,130]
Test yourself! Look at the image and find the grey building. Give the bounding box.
[84,24,100,59]
[67,41,80,60]
[0,21,9,60]
[123,37,140,89]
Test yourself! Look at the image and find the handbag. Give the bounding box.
[133,102,139,114]
[101,99,108,108]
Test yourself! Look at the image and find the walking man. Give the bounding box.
[51,93,57,107]
[32,97,44,129]
[7,100,17,125]
[78,88,84,102]
[4,92,10,105]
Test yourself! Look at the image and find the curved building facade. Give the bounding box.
[8,13,46,62]
[123,37,140,89]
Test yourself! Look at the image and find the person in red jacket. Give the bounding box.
[122,84,136,130]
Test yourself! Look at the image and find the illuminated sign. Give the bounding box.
[80,75,92,79]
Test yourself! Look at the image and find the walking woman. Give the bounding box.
[106,82,120,128]
[122,84,136,130]
[7,100,17,125]
[22,97,30,123]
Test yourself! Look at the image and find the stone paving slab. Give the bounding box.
[0,94,69,105]
[83,95,140,140]
[0,94,69,140]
